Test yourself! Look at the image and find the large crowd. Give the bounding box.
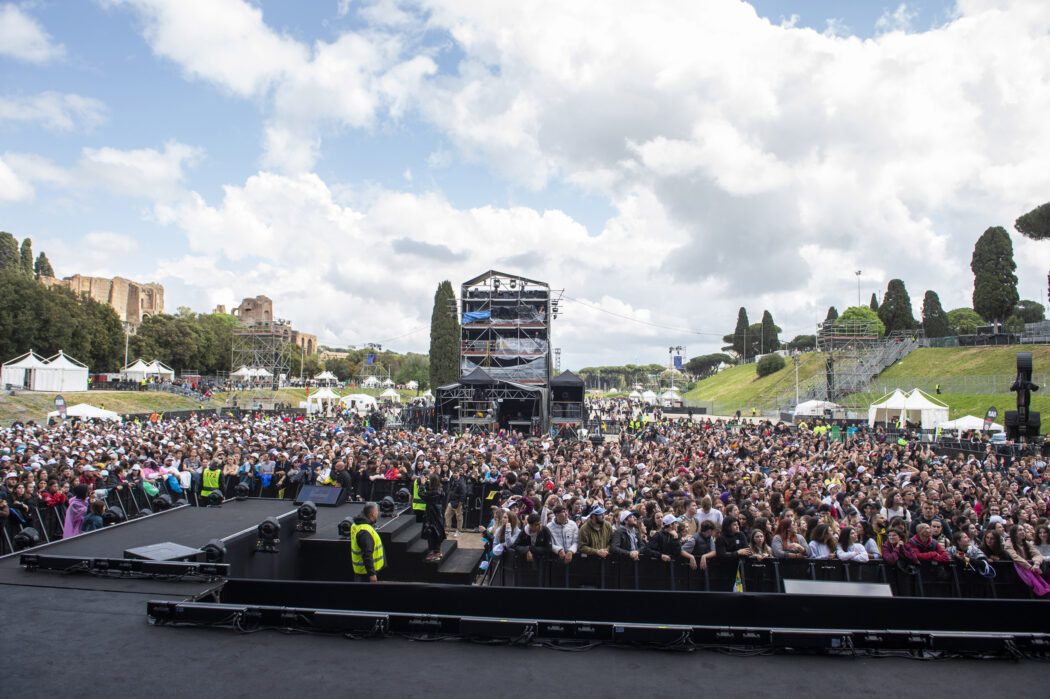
[2,398,1048,596]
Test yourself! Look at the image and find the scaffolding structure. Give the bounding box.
[230,326,292,409]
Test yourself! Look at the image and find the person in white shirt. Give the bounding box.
[696,495,723,527]
[547,506,579,563]
[835,526,869,562]
[807,523,837,559]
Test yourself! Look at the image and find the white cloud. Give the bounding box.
[34,231,142,279]
[876,4,918,34]
[0,154,34,201]
[0,91,107,131]
[0,4,65,63]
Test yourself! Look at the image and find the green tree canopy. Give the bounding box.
[836,305,885,336]
[722,307,750,359]
[756,353,785,378]
[19,238,32,277]
[971,225,1018,327]
[947,307,983,335]
[825,306,838,323]
[921,290,951,338]
[1015,300,1045,324]
[878,279,916,333]
[429,281,460,388]
[684,353,733,379]
[0,232,18,273]
[786,334,816,351]
[1015,202,1050,240]
[869,293,879,313]
[34,252,54,278]
[395,353,430,391]
[759,310,780,353]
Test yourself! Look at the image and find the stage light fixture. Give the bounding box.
[234,482,250,500]
[256,517,280,553]
[102,507,126,526]
[394,487,411,506]
[297,501,317,533]
[338,517,354,539]
[13,527,41,551]
[131,507,153,519]
[207,491,224,507]
[153,494,173,511]
[379,496,395,517]
[201,539,227,563]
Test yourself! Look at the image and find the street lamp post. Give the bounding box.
[855,270,862,307]
[793,351,800,407]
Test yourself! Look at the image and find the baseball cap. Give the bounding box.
[619,510,636,523]
[661,514,680,527]
[589,506,606,516]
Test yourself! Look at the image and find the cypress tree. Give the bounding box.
[878,279,917,334]
[921,290,950,338]
[760,310,780,353]
[429,280,460,388]
[19,238,33,277]
[971,226,1019,328]
[825,306,838,323]
[869,293,879,313]
[733,307,750,360]
[34,252,55,278]
[0,232,18,272]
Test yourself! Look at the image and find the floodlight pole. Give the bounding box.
[855,270,862,307]
[793,351,800,407]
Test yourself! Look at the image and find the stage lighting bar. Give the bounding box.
[21,554,229,578]
[147,601,388,635]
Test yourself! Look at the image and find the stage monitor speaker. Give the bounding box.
[295,486,347,507]
[783,579,892,597]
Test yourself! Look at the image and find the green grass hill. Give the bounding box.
[879,345,1050,379]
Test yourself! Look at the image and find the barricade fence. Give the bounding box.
[492,552,1040,599]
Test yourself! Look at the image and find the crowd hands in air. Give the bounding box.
[1,398,1048,596]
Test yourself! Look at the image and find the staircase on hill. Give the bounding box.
[759,325,923,412]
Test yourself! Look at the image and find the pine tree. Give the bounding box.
[428,280,460,389]
[971,226,1018,328]
[0,232,18,273]
[730,307,749,360]
[921,290,950,338]
[825,306,838,323]
[34,252,54,278]
[759,310,780,353]
[1015,202,1050,240]
[878,279,917,334]
[869,293,879,313]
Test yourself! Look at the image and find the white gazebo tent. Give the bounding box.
[404,380,419,391]
[340,393,378,413]
[146,360,174,381]
[2,351,47,389]
[304,386,341,414]
[32,351,89,392]
[381,377,395,388]
[314,370,337,386]
[48,403,120,421]
[660,389,682,406]
[250,368,272,379]
[361,376,379,388]
[422,389,433,399]
[868,388,949,429]
[867,389,908,427]
[231,366,252,379]
[121,358,152,382]
[641,389,657,405]
[628,390,642,400]
[380,388,401,403]
[938,414,1004,433]
[794,399,841,417]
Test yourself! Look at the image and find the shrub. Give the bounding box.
[756,353,786,378]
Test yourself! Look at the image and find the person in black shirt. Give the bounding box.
[716,516,750,559]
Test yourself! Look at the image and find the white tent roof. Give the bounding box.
[871,389,908,410]
[405,380,419,390]
[308,387,340,401]
[231,365,252,377]
[628,390,642,399]
[381,378,395,387]
[868,388,949,430]
[4,351,47,369]
[251,367,272,378]
[314,370,337,380]
[123,358,150,372]
[661,389,681,400]
[903,389,949,410]
[794,399,841,417]
[641,389,657,404]
[48,403,120,421]
[361,375,379,386]
[43,350,88,369]
[939,415,1004,432]
[380,388,401,400]
[340,393,377,405]
[146,359,174,376]
[422,389,433,398]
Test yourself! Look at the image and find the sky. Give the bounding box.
[1,0,1049,370]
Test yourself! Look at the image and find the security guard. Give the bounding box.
[412,473,427,522]
[201,461,223,498]
[351,502,385,582]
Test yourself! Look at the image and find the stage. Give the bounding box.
[0,497,1047,696]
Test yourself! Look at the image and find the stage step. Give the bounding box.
[437,547,484,578]
[379,514,417,539]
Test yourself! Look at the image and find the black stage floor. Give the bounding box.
[1,583,1046,698]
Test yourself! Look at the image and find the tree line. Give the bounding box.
[0,232,55,280]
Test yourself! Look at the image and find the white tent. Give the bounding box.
[361,375,379,388]
[660,389,682,406]
[380,388,401,403]
[314,370,337,385]
[794,399,841,417]
[422,389,433,399]
[340,393,378,413]
[641,389,657,404]
[868,388,949,430]
[32,351,88,392]
[304,387,340,414]
[121,358,152,382]
[405,380,419,390]
[938,415,1004,433]
[628,390,642,400]
[231,366,252,378]
[250,367,272,378]
[2,351,47,389]
[381,377,395,388]
[48,403,119,421]
[143,360,174,381]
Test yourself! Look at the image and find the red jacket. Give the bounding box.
[904,534,950,563]
[41,491,67,507]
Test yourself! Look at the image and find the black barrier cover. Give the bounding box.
[212,578,1050,635]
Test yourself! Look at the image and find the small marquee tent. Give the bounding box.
[404,380,419,390]
[2,351,47,389]
[304,386,340,414]
[660,389,683,406]
[938,414,1004,433]
[340,393,378,413]
[361,375,379,388]
[33,351,89,392]
[381,377,395,388]
[867,388,949,430]
[314,370,337,385]
[146,360,174,381]
[121,358,152,382]
[380,388,402,403]
[794,399,841,417]
[628,390,642,400]
[48,403,120,421]
[641,389,657,405]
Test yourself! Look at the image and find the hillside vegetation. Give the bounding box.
[684,352,821,408]
[880,345,1050,378]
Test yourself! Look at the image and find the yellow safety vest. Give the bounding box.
[201,468,221,496]
[350,522,385,575]
[412,479,426,511]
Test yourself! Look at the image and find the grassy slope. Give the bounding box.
[0,391,204,425]
[880,345,1050,378]
[683,352,822,407]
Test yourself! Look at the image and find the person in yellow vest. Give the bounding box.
[412,474,427,523]
[351,502,385,582]
[200,461,223,499]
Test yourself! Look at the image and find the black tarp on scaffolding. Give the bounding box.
[550,370,585,424]
[436,370,547,435]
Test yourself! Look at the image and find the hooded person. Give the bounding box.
[62,484,90,539]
